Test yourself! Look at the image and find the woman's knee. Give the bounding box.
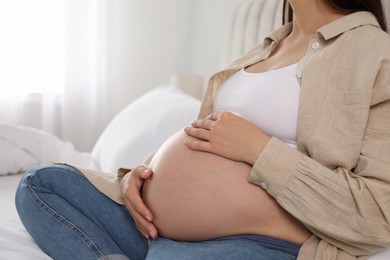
[15,164,82,212]
[19,164,83,190]
[16,164,55,198]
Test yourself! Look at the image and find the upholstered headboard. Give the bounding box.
[221,0,283,67]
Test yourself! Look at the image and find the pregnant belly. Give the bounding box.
[142,130,310,243]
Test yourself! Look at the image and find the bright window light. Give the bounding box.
[0,0,65,97]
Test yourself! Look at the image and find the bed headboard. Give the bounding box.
[221,0,284,67]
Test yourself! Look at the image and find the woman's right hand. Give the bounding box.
[121,166,158,239]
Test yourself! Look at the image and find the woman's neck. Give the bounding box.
[288,0,346,38]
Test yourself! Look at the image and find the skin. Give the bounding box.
[121,0,347,240]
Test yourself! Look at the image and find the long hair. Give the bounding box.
[282,0,388,32]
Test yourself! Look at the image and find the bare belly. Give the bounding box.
[142,130,310,243]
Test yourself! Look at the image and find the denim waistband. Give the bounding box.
[213,234,301,257]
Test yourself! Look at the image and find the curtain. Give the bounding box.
[0,0,110,152]
[63,0,110,151]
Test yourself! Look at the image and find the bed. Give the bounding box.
[1,0,390,259]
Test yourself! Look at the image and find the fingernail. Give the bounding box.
[146,214,152,222]
[150,232,158,240]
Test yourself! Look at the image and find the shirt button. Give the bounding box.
[296,70,303,79]
[311,42,320,50]
[260,181,268,189]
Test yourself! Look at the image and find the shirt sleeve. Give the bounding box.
[248,78,390,255]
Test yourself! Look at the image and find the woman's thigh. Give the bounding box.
[15,164,148,260]
[146,237,297,260]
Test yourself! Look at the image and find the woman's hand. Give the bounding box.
[121,166,158,239]
[184,111,270,165]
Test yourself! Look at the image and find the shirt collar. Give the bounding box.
[264,11,380,45]
[263,23,292,47]
[317,11,380,40]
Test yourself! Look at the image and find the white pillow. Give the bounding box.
[91,86,201,173]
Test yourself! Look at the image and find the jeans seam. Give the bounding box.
[26,183,104,258]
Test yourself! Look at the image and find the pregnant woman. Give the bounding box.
[16,0,390,259]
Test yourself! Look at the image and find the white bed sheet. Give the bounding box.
[0,174,51,260]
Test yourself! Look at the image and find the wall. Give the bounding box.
[104,0,390,124]
[106,0,180,118]
[105,0,252,119]
[173,0,252,77]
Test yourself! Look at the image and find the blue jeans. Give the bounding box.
[15,164,298,260]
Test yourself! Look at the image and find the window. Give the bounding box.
[0,0,65,97]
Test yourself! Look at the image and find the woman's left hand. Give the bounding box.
[184,111,270,165]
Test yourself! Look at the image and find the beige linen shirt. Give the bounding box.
[79,12,390,260]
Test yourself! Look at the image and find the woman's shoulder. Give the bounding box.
[345,24,390,55]
[320,12,390,57]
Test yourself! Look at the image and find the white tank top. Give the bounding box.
[213,64,300,149]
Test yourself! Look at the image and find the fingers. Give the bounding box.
[121,166,158,239]
[206,111,222,121]
[140,168,153,180]
[184,126,211,141]
[184,138,212,153]
[123,195,158,239]
[191,118,213,131]
[184,123,214,153]
[188,111,222,131]
[184,111,224,150]
[128,182,154,222]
